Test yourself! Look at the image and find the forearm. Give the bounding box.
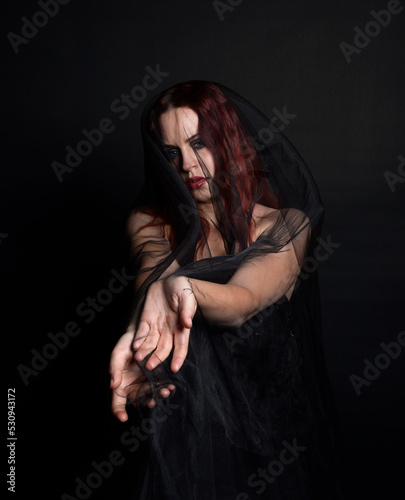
[185,257,298,327]
[187,278,259,328]
[163,242,302,329]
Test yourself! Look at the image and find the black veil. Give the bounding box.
[120,82,341,499]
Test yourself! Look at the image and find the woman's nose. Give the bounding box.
[182,147,198,172]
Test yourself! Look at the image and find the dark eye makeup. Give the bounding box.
[163,137,205,161]
[191,139,205,149]
[166,148,179,159]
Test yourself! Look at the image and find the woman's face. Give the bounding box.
[159,107,216,205]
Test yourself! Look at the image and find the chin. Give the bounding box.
[192,191,212,203]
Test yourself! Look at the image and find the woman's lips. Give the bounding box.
[187,177,207,190]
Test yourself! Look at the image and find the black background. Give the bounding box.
[2,1,404,499]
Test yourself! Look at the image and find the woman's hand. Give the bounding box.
[110,328,175,421]
[133,276,197,373]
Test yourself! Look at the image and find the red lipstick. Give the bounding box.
[187,176,207,190]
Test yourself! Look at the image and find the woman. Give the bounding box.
[110,81,341,499]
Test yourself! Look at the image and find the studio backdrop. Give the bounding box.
[2,1,404,499]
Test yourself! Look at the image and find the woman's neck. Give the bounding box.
[197,201,218,227]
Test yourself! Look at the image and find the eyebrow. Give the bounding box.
[162,133,199,149]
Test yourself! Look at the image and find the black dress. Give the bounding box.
[122,81,342,499]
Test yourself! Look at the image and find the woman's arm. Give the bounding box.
[132,211,310,372]
[190,212,310,326]
[110,210,178,421]
[186,238,302,327]
[126,210,179,292]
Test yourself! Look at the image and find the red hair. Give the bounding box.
[142,81,278,256]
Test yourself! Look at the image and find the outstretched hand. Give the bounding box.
[133,276,197,373]
[109,276,196,422]
[110,328,176,422]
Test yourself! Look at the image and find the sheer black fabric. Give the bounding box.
[120,82,342,499]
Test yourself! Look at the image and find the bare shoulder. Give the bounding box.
[126,209,159,234]
[252,204,309,239]
[252,204,278,236]
[126,208,173,243]
[253,204,279,219]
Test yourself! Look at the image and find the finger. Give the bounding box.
[146,325,173,370]
[133,320,150,349]
[179,290,197,329]
[171,328,190,373]
[111,388,128,422]
[109,332,133,389]
[146,398,156,409]
[160,384,176,396]
[134,329,160,362]
[142,385,175,409]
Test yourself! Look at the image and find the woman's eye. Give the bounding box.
[192,140,205,149]
[167,148,179,159]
